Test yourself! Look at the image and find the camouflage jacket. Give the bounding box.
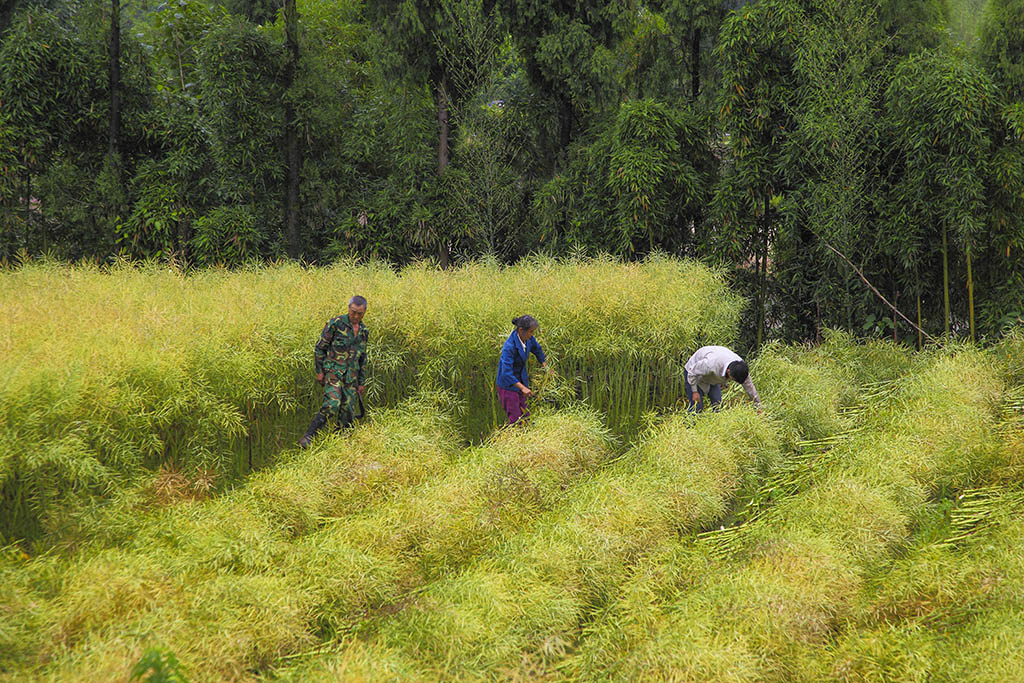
[314,314,369,386]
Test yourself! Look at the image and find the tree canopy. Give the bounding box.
[1,0,1021,344]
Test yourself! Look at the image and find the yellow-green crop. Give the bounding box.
[0,255,740,542]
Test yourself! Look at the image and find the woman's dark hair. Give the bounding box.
[512,315,539,332]
[727,360,749,384]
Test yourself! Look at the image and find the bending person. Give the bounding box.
[496,315,547,425]
[299,295,369,448]
[684,345,761,413]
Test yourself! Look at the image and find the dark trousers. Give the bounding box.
[684,369,722,413]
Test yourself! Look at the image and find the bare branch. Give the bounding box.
[822,240,936,342]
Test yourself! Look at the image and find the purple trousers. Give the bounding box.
[497,386,530,425]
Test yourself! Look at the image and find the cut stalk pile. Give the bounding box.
[563,349,1011,680]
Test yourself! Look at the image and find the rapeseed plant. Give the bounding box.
[0,397,456,679]
[5,262,1021,682]
[351,406,782,679]
[1,406,617,680]
[1,256,738,542]
[567,349,1008,680]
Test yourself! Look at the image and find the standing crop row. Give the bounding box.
[0,255,741,542]
[0,402,617,679]
[566,349,1007,680]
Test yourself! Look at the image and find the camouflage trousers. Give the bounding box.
[318,370,359,423]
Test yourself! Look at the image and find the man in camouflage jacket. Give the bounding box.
[299,295,369,447]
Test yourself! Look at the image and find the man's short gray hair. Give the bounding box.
[350,295,367,308]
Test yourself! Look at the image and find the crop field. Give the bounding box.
[1,258,1023,681]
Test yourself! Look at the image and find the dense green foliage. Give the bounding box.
[1,0,1021,343]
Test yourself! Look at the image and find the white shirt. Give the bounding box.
[684,345,761,406]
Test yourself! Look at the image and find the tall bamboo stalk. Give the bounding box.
[917,293,923,351]
[966,241,975,342]
[109,0,121,163]
[283,0,301,258]
[757,195,770,348]
[942,224,951,337]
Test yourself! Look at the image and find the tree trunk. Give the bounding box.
[283,0,301,258]
[558,94,573,158]
[107,0,124,230]
[942,223,951,337]
[176,203,192,262]
[437,74,450,269]
[893,291,898,342]
[690,209,701,258]
[756,242,767,348]
[966,241,975,342]
[756,195,770,348]
[794,222,817,340]
[816,300,822,344]
[1,180,8,259]
[844,221,852,333]
[109,0,121,162]
[23,168,30,234]
[754,236,763,345]
[438,76,449,176]
[921,290,929,350]
[690,27,700,100]
[22,165,33,252]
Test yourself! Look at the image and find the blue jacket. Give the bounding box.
[496,330,546,392]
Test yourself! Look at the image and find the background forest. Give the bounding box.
[1,0,1022,347]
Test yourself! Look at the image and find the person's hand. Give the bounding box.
[357,385,366,396]
[691,391,700,405]
[316,372,325,386]
[522,387,535,397]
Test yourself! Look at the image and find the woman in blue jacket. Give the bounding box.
[496,315,547,425]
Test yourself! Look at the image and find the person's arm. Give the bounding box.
[357,328,369,391]
[741,377,762,409]
[314,319,334,381]
[685,355,705,404]
[531,338,547,366]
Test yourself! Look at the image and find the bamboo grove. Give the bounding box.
[2,0,1023,343]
